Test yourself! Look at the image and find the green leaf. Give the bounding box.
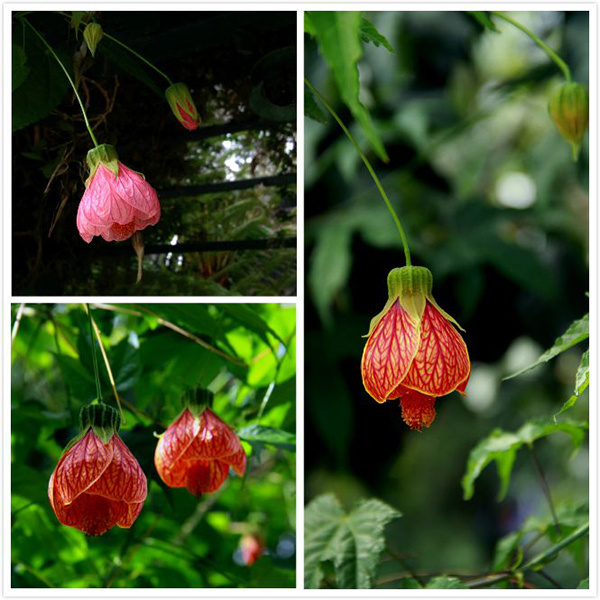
[238,425,295,451]
[462,418,588,501]
[578,578,589,589]
[426,576,467,589]
[304,12,316,36]
[492,531,523,571]
[308,11,389,162]
[555,349,589,419]
[309,225,352,326]
[305,87,328,124]
[360,18,393,52]
[12,44,29,92]
[12,29,70,132]
[467,11,500,32]
[505,314,589,380]
[304,493,401,589]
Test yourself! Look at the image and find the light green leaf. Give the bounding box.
[238,425,295,451]
[308,11,389,162]
[305,493,401,589]
[462,419,588,500]
[492,531,523,571]
[360,18,393,52]
[467,11,500,32]
[505,314,588,380]
[305,87,328,124]
[578,578,589,589]
[426,576,467,589]
[304,12,316,36]
[555,349,589,419]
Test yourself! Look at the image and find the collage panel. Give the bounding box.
[12,10,296,296]
[10,302,296,588]
[304,9,589,591]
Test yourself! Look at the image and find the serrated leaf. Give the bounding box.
[555,349,589,419]
[467,11,500,32]
[308,11,389,162]
[305,493,401,589]
[238,425,295,450]
[505,314,589,380]
[305,87,328,124]
[426,576,467,589]
[360,18,393,52]
[462,419,588,501]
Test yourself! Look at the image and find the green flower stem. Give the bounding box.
[84,304,103,401]
[305,78,412,266]
[102,31,173,86]
[21,17,99,147]
[491,11,572,82]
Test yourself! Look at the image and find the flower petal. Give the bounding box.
[361,300,420,403]
[185,460,230,496]
[53,492,126,536]
[402,301,470,396]
[52,430,113,506]
[85,434,147,504]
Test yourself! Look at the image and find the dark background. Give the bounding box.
[12,11,297,296]
[305,11,588,587]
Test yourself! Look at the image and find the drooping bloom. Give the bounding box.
[154,390,246,497]
[83,22,103,57]
[165,83,200,131]
[361,266,470,431]
[76,144,161,243]
[240,533,265,566]
[548,82,589,160]
[48,403,147,536]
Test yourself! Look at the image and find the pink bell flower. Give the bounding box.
[76,144,161,243]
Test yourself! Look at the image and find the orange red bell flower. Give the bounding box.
[48,403,147,536]
[154,391,246,497]
[362,266,470,431]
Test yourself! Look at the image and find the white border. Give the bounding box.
[3,3,597,599]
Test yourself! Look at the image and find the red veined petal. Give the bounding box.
[85,434,147,504]
[402,301,470,397]
[185,459,230,496]
[52,430,113,506]
[361,300,420,403]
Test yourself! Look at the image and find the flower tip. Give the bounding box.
[400,395,436,431]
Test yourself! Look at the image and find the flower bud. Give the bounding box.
[83,23,103,57]
[548,82,589,160]
[165,82,200,130]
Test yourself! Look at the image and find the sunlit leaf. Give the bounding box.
[555,349,589,419]
[360,17,393,52]
[462,419,588,501]
[505,314,588,380]
[426,576,467,588]
[238,425,295,451]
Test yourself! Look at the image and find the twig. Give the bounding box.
[385,546,425,588]
[529,444,562,536]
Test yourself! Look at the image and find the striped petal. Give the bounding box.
[361,300,420,403]
[402,301,470,396]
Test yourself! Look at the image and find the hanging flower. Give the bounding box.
[240,533,265,566]
[165,82,200,131]
[76,144,161,243]
[154,390,246,497]
[48,403,147,536]
[548,81,589,160]
[361,266,470,431]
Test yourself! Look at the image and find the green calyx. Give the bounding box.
[86,144,120,179]
[80,402,120,445]
[548,82,589,161]
[83,22,103,57]
[184,388,214,416]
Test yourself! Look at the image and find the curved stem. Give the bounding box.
[102,31,173,86]
[84,304,103,401]
[20,17,99,147]
[305,78,412,266]
[491,11,572,82]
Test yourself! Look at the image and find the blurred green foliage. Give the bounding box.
[305,10,588,589]
[11,303,296,588]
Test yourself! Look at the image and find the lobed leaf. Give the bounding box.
[304,493,400,589]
